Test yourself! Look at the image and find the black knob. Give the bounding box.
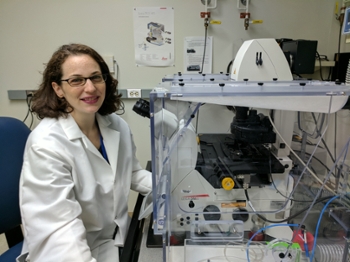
[232,208,249,222]
[203,205,221,221]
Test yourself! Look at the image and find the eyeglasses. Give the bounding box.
[61,74,107,87]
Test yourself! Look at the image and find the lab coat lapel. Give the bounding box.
[59,114,120,177]
[59,114,83,141]
[59,114,104,159]
[96,114,120,176]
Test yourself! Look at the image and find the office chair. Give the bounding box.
[0,117,30,262]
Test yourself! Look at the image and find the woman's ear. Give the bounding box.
[52,82,64,98]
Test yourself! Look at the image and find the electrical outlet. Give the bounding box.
[127,89,141,98]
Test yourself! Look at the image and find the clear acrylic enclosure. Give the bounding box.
[149,73,350,262]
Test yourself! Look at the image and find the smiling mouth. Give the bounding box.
[81,96,99,103]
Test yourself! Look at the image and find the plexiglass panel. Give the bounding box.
[149,74,350,262]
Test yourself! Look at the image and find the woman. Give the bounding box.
[17,44,152,262]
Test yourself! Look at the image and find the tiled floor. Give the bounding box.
[0,233,8,255]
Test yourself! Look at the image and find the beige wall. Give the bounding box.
[1,0,350,212]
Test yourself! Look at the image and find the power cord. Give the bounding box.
[315,51,332,81]
[200,18,209,74]
[226,59,234,74]
[22,92,34,129]
[115,100,125,115]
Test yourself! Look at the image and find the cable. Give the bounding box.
[270,173,325,203]
[196,239,266,262]
[335,11,343,82]
[241,107,335,223]
[200,19,208,74]
[293,130,336,165]
[22,98,31,123]
[290,138,350,256]
[23,93,34,129]
[114,59,119,80]
[332,11,344,165]
[244,189,333,224]
[321,136,336,164]
[226,59,234,74]
[315,51,332,81]
[267,114,335,194]
[335,112,337,161]
[293,150,336,177]
[297,111,336,164]
[290,149,343,188]
[292,132,324,148]
[162,103,201,166]
[224,240,265,262]
[29,99,34,129]
[322,221,346,242]
[309,194,342,262]
[310,112,325,138]
[264,101,343,258]
[115,100,125,115]
[267,144,325,203]
[195,103,202,134]
[246,224,300,262]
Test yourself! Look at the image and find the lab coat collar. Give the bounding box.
[95,113,111,129]
[58,113,118,141]
[58,114,83,140]
[59,114,120,175]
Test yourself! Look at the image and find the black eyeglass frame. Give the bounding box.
[60,74,108,87]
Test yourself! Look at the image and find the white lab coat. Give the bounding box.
[17,113,152,262]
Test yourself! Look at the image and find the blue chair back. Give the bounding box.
[0,117,30,234]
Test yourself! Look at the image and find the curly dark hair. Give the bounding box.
[31,43,122,119]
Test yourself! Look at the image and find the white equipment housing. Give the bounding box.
[231,38,293,81]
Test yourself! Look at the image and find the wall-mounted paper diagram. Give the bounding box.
[133,7,174,67]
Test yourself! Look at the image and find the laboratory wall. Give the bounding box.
[1,0,350,211]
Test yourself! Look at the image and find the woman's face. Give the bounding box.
[52,54,106,120]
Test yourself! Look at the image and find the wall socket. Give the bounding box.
[127,89,141,98]
[8,89,152,100]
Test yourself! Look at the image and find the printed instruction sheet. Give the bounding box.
[184,36,212,73]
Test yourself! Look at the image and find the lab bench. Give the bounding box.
[130,210,348,262]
